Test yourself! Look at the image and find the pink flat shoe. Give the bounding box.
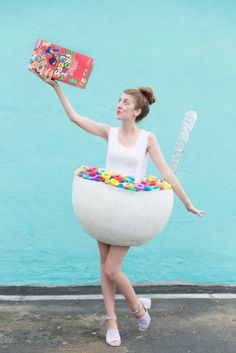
[105,315,121,347]
[131,297,152,331]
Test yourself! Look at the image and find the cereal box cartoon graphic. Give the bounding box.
[28,39,94,88]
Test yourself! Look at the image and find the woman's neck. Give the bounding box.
[120,121,139,136]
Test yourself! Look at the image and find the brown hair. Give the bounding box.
[124,87,156,122]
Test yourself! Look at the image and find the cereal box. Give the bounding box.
[28,39,94,88]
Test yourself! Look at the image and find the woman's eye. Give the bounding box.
[118,98,130,105]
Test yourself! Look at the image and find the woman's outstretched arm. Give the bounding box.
[31,67,110,140]
[147,133,205,217]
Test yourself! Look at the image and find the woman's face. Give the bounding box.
[116,93,141,122]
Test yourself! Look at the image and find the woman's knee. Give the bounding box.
[104,264,120,281]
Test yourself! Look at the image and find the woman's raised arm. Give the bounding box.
[31,67,110,140]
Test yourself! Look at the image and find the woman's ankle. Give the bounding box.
[105,315,118,330]
[130,301,145,319]
[107,319,118,330]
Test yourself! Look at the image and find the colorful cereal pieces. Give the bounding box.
[75,165,172,192]
[111,173,125,182]
[135,183,145,191]
[87,167,98,176]
[123,182,136,191]
[101,171,111,180]
[162,181,172,189]
[109,178,120,187]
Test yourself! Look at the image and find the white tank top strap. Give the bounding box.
[108,126,117,143]
[134,129,150,179]
[138,129,150,151]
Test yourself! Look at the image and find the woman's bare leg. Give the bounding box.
[97,241,146,333]
[97,241,117,330]
[103,245,146,317]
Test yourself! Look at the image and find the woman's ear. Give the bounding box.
[134,108,142,118]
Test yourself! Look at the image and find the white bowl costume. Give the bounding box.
[72,112,197,246]
[72,126,174,246]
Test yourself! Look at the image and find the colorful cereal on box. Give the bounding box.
[75,165,172,192]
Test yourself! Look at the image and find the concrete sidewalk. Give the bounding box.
[0,286,235,353]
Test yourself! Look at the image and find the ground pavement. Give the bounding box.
[0,285,235,353]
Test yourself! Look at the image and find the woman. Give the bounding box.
[32,68,205,347]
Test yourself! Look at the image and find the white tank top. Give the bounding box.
[105,127,150,180]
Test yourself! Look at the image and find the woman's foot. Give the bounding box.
[105,315,121,347]
[131,297,152,331]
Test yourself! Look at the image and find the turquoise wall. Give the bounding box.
[1,0,236,285]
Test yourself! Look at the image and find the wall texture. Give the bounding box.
[1,0,236,285]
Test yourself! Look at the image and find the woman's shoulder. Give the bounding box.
[142,128,153,139]
[108,125,117,134]
[104,125,117,142]
[143,130,159,148]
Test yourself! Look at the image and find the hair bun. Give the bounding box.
[138,87,156,105]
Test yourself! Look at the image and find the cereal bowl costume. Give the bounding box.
[72,112,197,246]
[72,126,173,246]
